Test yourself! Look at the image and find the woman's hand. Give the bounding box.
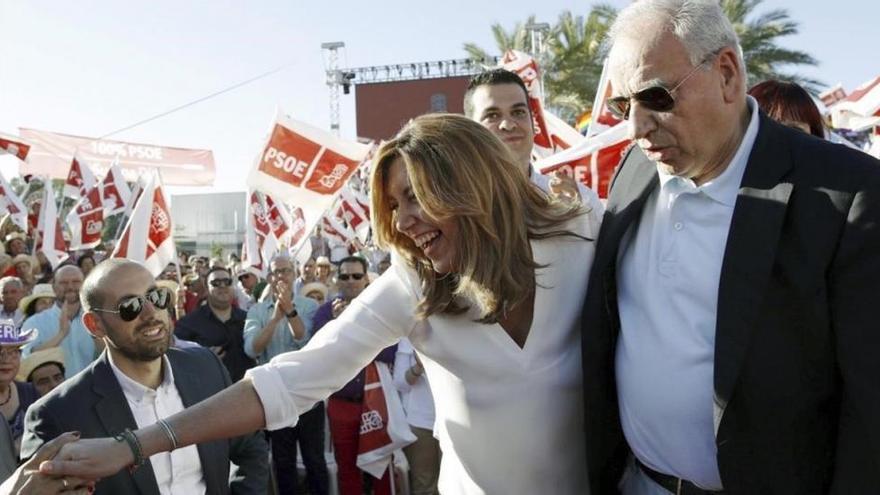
[38,436,133,482]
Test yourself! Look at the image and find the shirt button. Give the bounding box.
[673,222,684,231]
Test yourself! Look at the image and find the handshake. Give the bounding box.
[1,432,108,495]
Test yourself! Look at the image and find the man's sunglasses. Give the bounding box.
[210,279,234,288]
[92,287,172,322]
[605,55,714,120]
[338,273,365,281]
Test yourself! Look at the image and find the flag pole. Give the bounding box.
[155,167,183,285]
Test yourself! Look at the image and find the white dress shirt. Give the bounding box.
[615,96,760,490]
[247,203,602,495]
[108,353,206,495]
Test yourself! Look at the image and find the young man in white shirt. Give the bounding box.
[464,68,592,204]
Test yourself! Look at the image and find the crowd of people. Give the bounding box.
[3,0,880,494]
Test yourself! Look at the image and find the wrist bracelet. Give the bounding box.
[114,428,146,472]
[158,418,180,451]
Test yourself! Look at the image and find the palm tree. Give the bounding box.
[463,15,539,66]
[722,0,821,92]
[462,8,616,122]
[544,6,616,121]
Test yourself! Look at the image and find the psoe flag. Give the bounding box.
[111,172,175,277]
[247,108,371,235]
[0,132,31,161]
[101,157,132,215]
[65,186,104,250]
[0,172,29,230]
[35,180,69,269]
[64,155,97,199]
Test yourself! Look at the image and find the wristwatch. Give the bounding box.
[285,308,298,319]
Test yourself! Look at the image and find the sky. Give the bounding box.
[1,0,877,196]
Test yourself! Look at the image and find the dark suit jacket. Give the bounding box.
[582,114,880,494]
[20,347,269,495]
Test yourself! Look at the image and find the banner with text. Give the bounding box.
[18,128,215,186]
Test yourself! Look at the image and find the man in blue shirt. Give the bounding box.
[22,265,95,377]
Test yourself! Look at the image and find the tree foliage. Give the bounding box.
[464,0,821,123]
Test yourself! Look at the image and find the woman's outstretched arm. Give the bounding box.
[40,379,265,480]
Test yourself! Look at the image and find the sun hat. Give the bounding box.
[237,266,262,280]
[301,282,329,301]
[11,254,35,271]
[0,321,38,347]
[18,283,56,314]
[16,347,64,382]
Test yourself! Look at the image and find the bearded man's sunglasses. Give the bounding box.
[605,54,716,120]
[92,287,172,322]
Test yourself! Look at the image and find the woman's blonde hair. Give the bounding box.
[371,113,585,323]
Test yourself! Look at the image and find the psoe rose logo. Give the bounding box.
[150,204,170,234]
[359,410,384,434]
[318,164,350,189]
[85,219,103,236]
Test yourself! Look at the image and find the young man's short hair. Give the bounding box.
[463,69,530,117]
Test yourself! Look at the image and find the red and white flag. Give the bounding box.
[247,108,371,251]
[356,362,416,478]
[288,207,308,249]
[241,191,274,276]
[65,186,104,250]
[100,157,132,215]
[338,185,370,231]
[0,173,29,230]
[64,155,97,199]
[264,194,293,243]
[111,172,175,277]
[0,132,31,161]
[535,56,631,198]
[584,58,624,139]
[35,181,69,269]
[322,213,356,245]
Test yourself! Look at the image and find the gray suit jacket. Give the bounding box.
[20,347,268,495]
[581,114,880,494]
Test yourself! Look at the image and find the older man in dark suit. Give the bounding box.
[581,1,880,494]
[20,259,268,495]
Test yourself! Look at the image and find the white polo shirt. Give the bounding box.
[615,97,760,490]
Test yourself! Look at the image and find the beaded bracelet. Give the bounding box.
[113,429,146,472]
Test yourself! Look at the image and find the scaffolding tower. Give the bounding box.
[321,46,498,134]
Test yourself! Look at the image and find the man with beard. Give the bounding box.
[20,259,268,495]
[175,266,255,382]
[21,265,95,377]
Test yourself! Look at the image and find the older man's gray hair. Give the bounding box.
[609,0,744,72]
[0,276,23,291]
